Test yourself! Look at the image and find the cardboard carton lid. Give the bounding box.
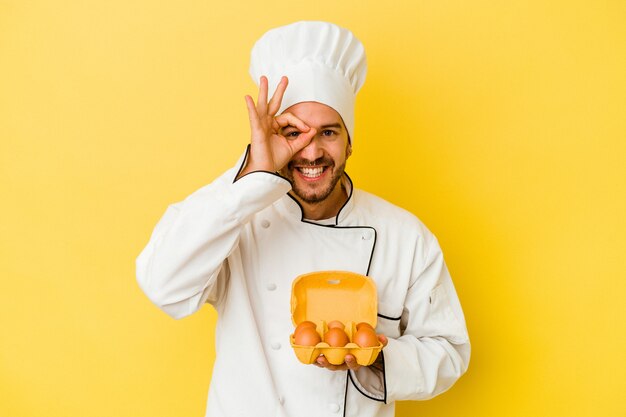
[291,270,378,327]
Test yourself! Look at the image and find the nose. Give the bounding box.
[297,135,323,162]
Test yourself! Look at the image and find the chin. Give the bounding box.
[292,186,334,204]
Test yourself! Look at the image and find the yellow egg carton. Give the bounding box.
[290,270,382,366]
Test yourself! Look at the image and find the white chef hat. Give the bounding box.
[249,21,367,142]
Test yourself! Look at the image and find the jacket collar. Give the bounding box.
[278,173,355,226]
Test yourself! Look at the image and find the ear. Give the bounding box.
[346,143,353,158]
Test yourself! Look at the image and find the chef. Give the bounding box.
[136,21,470,417]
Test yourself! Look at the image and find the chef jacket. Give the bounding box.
[136,152,471,417]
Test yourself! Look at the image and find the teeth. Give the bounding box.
[298,167,324,178]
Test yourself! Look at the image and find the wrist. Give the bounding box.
[237,164,276,180]
[235,152,275,180]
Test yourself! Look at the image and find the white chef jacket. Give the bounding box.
[136,151,470,417]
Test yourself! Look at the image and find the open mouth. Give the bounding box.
[288,157,334,182]
[298,166,324,178]
[296,166,328,180]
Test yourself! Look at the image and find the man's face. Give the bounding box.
[279,102,352,205]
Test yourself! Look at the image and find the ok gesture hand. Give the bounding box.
[238,76,317,177]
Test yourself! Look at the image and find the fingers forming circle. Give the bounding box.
[275,112,309,131]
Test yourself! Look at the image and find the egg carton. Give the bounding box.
[290,320,382,365]
[290,271,382,366]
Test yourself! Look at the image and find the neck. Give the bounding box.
[294,178,349,221]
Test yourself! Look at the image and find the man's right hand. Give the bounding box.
[238,76,317,178]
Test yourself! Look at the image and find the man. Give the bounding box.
[137,21,470,417]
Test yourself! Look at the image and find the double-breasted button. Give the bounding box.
[266,283,277,291]
[271,342,281,350]
[261,220,271,228]
[329,403,340,413]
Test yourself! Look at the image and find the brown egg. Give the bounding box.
[294,321,317,336]
[356,322,375,331]
[327,320,345,330]
[353,328,380,347]
[294,327,321,346]
[324,327,350,347]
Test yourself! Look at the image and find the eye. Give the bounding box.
[321,130,336,137]
[285,131,300,138]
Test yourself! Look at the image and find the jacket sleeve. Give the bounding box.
[135,156,291,319]
[350,234,470,402]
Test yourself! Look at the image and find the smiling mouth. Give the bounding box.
[296,166,326,179]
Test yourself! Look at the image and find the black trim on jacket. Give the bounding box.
[377,313,401,321]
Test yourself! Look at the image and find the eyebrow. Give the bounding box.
[281,123,344,131]
[319,123,343,130]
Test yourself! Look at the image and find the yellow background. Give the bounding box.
[1,1,625,416]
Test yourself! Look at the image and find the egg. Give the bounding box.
[353,328,379,347]
[294,327,321,346]
[356,322,375,331]
[324,327,349,347]
[327,320,345,330]
[294,321,317,336]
